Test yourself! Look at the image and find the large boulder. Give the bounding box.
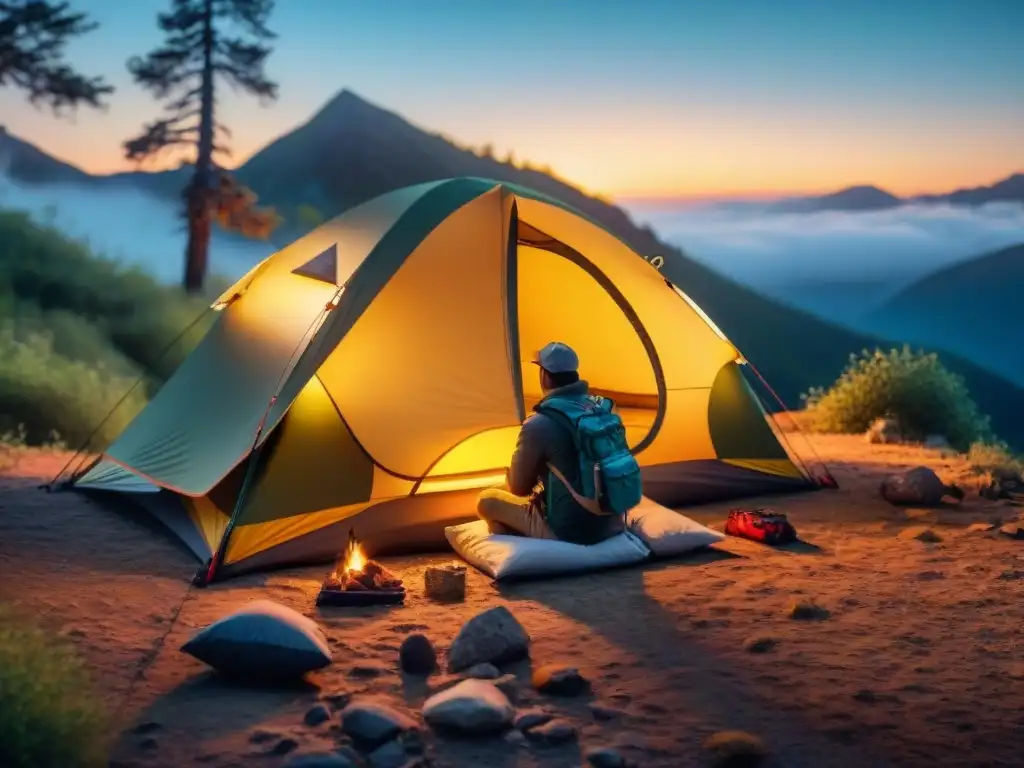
[446,606,530,672]
[880,466,963,507]
[422,679,514,735]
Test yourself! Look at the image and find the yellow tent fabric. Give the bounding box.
[72,177,815,580]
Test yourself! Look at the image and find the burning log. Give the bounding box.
[317,529,406,607]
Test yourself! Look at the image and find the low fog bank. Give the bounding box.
[623,199,1024,324]
[626,199,1024,286]
[0,172,273,284]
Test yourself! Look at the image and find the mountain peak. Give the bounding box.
[309,88,395,125]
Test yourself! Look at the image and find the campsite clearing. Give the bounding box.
[2,434,1022,768]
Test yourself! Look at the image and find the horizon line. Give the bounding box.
[2,124,1019,205]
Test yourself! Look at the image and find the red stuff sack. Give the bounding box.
[724,508,797,545]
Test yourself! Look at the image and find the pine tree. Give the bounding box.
[0,1,112,112]
[125,0,280,293]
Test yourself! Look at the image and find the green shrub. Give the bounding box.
[967,441,1023,477]
[0,209,225,447]
[0,324,148,447]
[802,346,993,451]
[0,603,110,768]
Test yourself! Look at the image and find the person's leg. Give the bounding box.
[476,488,556,539]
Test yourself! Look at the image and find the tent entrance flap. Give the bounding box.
[516,222,666,454]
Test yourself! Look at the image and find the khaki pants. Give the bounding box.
[476,488,555,539]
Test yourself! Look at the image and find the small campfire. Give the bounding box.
[316,529,406,607]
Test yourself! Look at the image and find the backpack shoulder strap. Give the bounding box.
[546,462,610,517]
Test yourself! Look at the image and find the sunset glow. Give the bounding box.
[1,0,1020,200]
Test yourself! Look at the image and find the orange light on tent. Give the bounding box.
[415,471,508,495]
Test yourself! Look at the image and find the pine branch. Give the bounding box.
[214,35,276,101]
[124,117,198,162]
[215,0,275,38]
[0,0,113,112]
[127,50,202,99]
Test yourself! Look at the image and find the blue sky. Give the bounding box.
[2,0,1021,196]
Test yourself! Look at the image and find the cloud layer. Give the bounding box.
[625,199,1024,289]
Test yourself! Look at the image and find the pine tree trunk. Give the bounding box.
[183,0,217,294]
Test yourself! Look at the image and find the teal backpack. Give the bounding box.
[535,394,643,518]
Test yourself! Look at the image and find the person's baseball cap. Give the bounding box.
[531,341,579,374]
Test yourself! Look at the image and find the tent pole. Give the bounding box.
[198,288,343,585]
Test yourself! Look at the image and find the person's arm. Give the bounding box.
[506,417,547,497]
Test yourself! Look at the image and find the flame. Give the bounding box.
[342,529,365,574]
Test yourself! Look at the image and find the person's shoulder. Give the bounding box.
[522,412,548,429]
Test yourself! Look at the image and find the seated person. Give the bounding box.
[476,341,627,545]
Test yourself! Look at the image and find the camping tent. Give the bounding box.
[64,177,819,581]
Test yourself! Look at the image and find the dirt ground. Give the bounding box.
[1,434,1022,768]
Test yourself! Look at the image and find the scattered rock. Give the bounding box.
[349,663,389,679]
[492,673,520,702]
[997,570,1023,580]
[880,466,962,507]
[398,634,437,675]
[131,721,161,735]
[586,746,627,768]
[367,739,408,768]
[269,737,299,756]
[514,708,552,731]
[340,700,418,749]
[901,508,937,522]
[303,703,331,727]
[588,702,622,720]
[139,737,158,750]
[282,753,356,768]
[788,600,830,621]
[703,730,768,767]
[981,468,1024,500]
[504,729,527,746]
[742,635,777,653]
[398,728,425,755]
[446,606,531,672]
[532,664,591,696]
[336,745,362,765]
[463,662,501,679]
[425,674,463,695]
[866,417,903,445]
[999,523,1024,540]
[898,526,943,543]
[249,727,282,744]
[966,523,996,533]
[422,678,514,735]
[319,690,353,710]
[525,717,577,744]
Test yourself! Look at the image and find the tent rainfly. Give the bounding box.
[63,177,823,582]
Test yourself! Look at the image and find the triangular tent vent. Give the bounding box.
[293,243,338,284]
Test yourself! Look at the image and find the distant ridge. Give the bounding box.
[862,243,1024,387]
